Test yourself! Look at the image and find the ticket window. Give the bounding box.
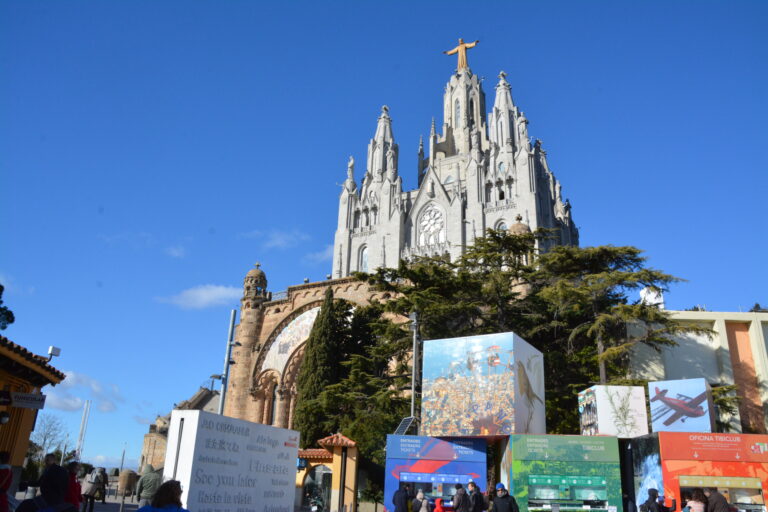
[679,476,765,512]
[527,475,609,512]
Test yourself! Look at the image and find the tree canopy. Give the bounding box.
[0,284,15,330]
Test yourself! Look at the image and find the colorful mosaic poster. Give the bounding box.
[420,331,544,436]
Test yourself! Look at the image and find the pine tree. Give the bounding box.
[0,284,15,330]
[293,287,350,448]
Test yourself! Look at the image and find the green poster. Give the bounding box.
[505,435,623,512]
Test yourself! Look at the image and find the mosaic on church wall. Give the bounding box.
[262,307,320,374]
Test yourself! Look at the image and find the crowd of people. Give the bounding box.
[392,482,519,512]
[641,487,732,512]
[0,453,189,512]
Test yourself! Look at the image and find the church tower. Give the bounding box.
[333,42,578,277]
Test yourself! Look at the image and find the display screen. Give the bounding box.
[527,475,608,510]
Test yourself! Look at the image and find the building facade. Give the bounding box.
[0,336,65,492]
[138,386,219,471]
[332,62,578,277]
[630,309,768,433]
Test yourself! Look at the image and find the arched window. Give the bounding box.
[454,99,461,128]
[371,207,378,225]
[496,220,508,231]
[418,204,446,246]
[499,162,506,175]
[353,210,360,229]
[363,209,369,227]
[497,118,503,143]
[497,180,505,200]
[485,183,492,203]
[469,99,475,128]
[359,246,368,272]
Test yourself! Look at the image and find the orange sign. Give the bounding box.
[659,432,768,462]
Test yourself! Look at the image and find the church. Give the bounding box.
[332,40,578,277]
[224,43,579,427]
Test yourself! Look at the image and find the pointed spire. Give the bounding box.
[374,105,393,141]
[430,117,436,137]
[418,135,424,152]
[494,70,514,111]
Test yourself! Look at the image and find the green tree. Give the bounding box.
[0,284,15,330]
[293,288,352,448]
[356,230,707,435]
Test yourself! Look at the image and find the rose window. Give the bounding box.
[418,205,446,246]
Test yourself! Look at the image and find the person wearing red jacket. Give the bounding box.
[65,462,82,509]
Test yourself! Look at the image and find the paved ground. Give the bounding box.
[14,487,140,512]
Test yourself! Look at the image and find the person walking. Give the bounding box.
[467,482,485,512]
[453,484,470,512]
[392,485,411,512]
[490,484,519,512]
[136,465,163,508]
[137,480,189,512]
[703,488,728,512]
[412,490,432,512]
[64,462,82,510]
[81,468,104,512]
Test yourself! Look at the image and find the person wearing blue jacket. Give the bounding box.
[137,480,189,512]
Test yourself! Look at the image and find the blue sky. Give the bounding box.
[1,1,766,468]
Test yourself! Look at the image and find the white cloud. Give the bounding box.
[304,245,333,263]
[157,285,241,309]
[0,273,35,296]
[164,245,186,258]
[46,393,84,411]
[46,371,124,413]
[263,230,310,249]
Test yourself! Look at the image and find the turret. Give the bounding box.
[242,263,269,309]
[490,71,516,149]
[367,105,398,182]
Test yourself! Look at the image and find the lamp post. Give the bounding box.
[409,311,419,419]
[214,310,240,415]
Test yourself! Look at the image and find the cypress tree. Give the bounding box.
[293,287,349,448]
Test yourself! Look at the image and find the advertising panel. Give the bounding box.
[384,435,487,512]
[505,435,622,512]
[647,378,714,433]
[421,331,544,436]
[578,386,648,438]
[163,410,299,512]
[629,433,768,512]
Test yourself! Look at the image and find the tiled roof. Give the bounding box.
[0,336,66,383]
[298,448,332,460]
[318,432,356,448]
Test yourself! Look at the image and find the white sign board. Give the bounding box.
[164,410,299,512]
[11,392,46,409]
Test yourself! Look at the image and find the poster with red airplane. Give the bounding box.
[647,378,715,433]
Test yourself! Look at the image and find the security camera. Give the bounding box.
[47,346,61,361]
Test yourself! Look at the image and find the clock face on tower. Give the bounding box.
[418,204,446,246]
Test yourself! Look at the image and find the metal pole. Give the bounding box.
[218,309,237,415]
[409,311,419,418]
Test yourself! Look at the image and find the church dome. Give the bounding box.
[247,263,266,279]
[509,214,531,235]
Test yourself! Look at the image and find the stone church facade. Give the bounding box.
[332,64,578,277]
[225,54,579,426]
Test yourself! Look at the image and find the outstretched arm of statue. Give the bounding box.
[444,47,458,55]
[466,40,479,48]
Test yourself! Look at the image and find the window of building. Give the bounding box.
[359,245,368,272]
[499,162,505,175]
[418,203,446,246]
[353,210,360,229]
[485,183,492,203]
[469,98,475,128]
[269,384,278,425]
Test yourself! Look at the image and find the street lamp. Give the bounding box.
[215,310,240,415]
